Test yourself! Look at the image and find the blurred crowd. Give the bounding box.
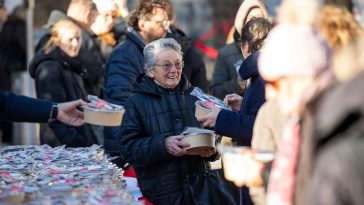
[1,0,364,204]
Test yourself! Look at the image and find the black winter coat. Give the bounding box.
[29,48,98,147]
[36,10,105,97]
[119,74,223,205]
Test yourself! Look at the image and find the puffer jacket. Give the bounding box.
[103,28,145,155]
[119,74,223,205]
[29,48,98,147]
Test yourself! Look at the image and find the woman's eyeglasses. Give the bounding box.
[155,61,184,72]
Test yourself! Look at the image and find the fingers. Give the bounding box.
[75,109,84,118]
[71,99,87,108]
[202,119,214,128]
[77,99,87,106]
[58,99,87,112]
[165,135,189,157]
[167,144,187,157]
[177,140,190,148]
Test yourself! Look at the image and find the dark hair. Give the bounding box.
[240,17,273,53]
[0,0,4,9]
[128,0,167,31]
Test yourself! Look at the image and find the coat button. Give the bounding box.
[175,118,180,122]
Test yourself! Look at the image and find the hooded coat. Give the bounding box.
[29,48,98,147]
[119,74,233,205]
[36,10,105,97]
[215,52,265,145]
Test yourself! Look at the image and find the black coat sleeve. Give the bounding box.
[0,91,52,122]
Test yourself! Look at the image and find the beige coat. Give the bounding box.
[250,99,287,205]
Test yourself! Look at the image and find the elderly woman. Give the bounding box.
[119,38,234,205]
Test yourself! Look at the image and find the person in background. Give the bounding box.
[111,0,129,42]
[0,2,26,144]
[29,20,98,148]
[249,99,287,205]
[295,4,363,205]
[198,17,273,205]
[308,37,364,205]
[162,0,209,92]
[210,0,268,100]
[36,0,104,97]
[227,1,332,203]
[91,0,118,59]
[0,91,86,126]
[229,2,364,205]
[198,17,273,146]
[119,38,233,205]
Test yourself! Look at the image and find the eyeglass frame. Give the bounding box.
[155,61,184,72]
[145,18,171,28]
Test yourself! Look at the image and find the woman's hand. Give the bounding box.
[165,135,190,157]
[223,93,243,112]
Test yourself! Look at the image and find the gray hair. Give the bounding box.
[143,38,183,72]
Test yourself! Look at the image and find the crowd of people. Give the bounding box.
[1,0,364,204]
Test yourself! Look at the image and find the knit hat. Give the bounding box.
[93,0,115,13]
[258,23,332,79]
[234,0,268,36]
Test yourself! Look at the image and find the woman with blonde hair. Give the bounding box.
[29,20,98,147]
[317,4,363,51]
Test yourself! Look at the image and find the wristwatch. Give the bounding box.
[50,104,59,119]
